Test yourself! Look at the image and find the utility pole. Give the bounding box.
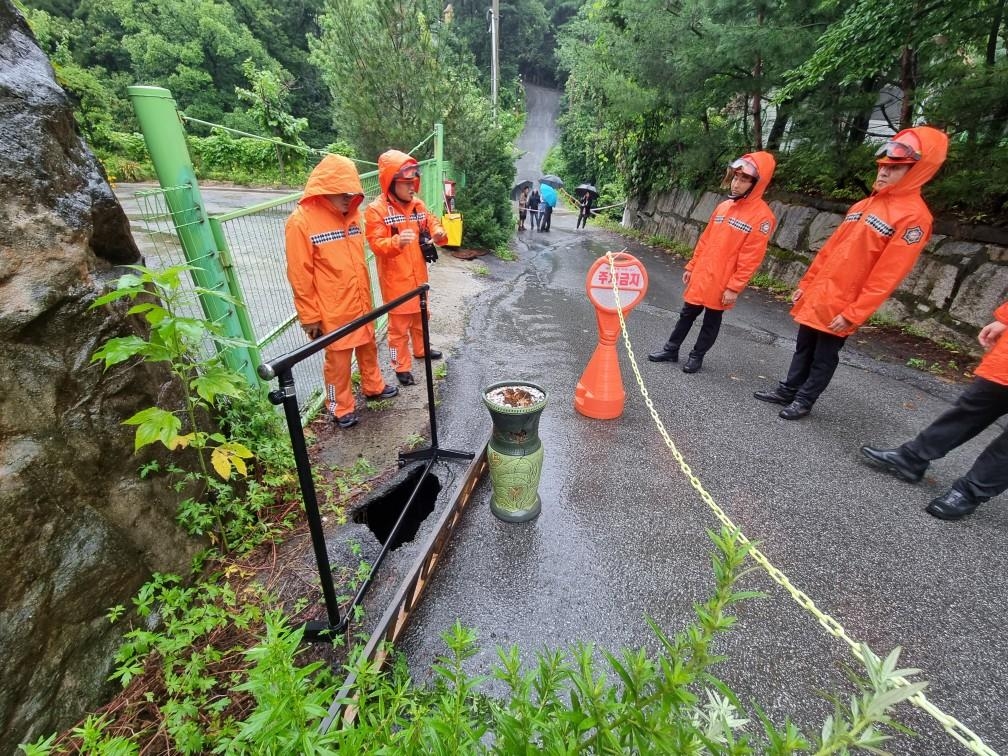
[488,0,499,120]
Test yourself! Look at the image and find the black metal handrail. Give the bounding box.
[258,284,473,641]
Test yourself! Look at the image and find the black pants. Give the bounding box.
[541,205,552,231]
[900,377,1008,501]
[663,302,724,358]
[777,324,847,407]
[529,207,541,230]
[576,209,591,228]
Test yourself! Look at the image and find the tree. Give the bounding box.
[781,0,1008,140]
[108,0,287,126]
[310,0,516,248]
[235,59,308,178]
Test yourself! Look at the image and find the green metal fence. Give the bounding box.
[126,85,462,417]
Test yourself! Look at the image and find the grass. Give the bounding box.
[493,244,518,261]
[748,272,791,293]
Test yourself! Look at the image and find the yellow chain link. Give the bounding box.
[603,252,998,756]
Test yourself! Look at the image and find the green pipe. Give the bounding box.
[127,85,260,388]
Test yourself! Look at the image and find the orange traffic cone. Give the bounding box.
[574,253,649,420]
[575,311,625,419]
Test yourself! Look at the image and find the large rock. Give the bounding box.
[0,3,196,748]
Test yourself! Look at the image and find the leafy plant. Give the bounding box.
[91,265,256,550]
[331,527,925,752]
[22,529,929,754]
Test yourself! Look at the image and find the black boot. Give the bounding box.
[413,349,443,360]
[859,446,926,483]
[396,371,415,386]
[925,489,982,520]
[681,355,703,374]
[778,400,811,420]
[647,346,679,363]
[333,412,359,429]
[364,384,399,401]
[753,386,795,405]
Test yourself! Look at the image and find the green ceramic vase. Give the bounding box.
[482,381,548,522]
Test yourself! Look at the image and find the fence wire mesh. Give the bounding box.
[211,167,388,417]
[130,186,219,363]
[127,141,454,419]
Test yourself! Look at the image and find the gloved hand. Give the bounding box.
[419,228,438,263]
[302,322,323,339]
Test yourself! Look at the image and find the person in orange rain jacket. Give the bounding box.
[859,302,1008,521]
[648,151,777,374]
[754,125,949,420]
[365,149,448,387]
[285,154,399,429]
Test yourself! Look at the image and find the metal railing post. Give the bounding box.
[259,285,474,641]
[127,85,261,388]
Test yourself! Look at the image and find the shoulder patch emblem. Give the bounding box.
[760,220,771,235]
[902,226,924,245]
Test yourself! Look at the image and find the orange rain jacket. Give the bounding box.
[790,126,949,337]
[684,151,777,310]
[975,302,1008,387]
[284,154,376,350]
[364,150,446,315]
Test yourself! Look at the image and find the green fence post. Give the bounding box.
[127,85,261,388]
[208,217,264,377]
[433,123,444,212]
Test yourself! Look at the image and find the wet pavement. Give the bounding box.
[397,209,1008,754]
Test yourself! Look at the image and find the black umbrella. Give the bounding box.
[510,179,533,200]
[575,183,599,199]
[539,174,564,189]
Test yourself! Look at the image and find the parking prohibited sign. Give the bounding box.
[586,256,648,313]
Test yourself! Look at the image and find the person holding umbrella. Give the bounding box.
[576,184,598,229]
[539,181,558,232]
[527,185,542,231]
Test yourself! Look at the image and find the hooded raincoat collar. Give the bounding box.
[301,154,365,214]
[734,151,776,203]
[873,126,948,198]
[378,149,419,196]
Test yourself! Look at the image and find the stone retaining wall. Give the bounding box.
[623,189,1008,349]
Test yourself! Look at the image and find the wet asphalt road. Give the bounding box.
[397,211,1008,754]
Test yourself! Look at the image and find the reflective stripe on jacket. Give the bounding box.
[790,126,949,337]
[365,150,445,315]
[285,154,375,349]
[684,151,777,310]
[975,302,1008,387]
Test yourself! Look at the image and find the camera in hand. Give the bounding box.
[419,228,438,263]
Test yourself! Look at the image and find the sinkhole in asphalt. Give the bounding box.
[353,466,441,549]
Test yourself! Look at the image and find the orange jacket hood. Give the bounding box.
[301,154,365,214]
[874,126,948,198]
[736,151,776,204]
[378,150,419,195]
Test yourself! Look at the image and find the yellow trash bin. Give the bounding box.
[442,212,463,247]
